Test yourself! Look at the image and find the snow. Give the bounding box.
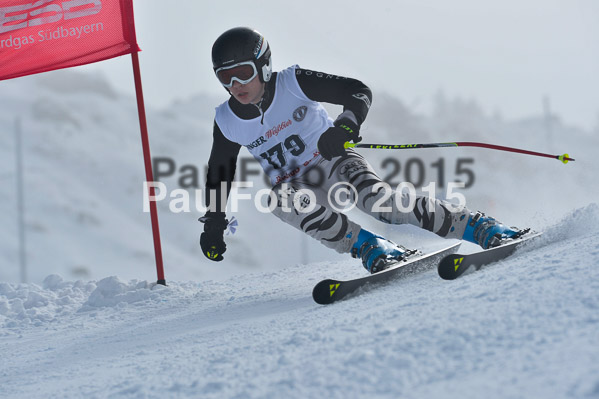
[1,69,598,397]
[1,205,598,398]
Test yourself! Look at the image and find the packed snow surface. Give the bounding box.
[1,205,598,398]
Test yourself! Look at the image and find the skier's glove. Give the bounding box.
[199,212,228,262]
[317,117,362,161]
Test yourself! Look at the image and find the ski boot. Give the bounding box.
[462,211,530,249]
[351,229,414,273]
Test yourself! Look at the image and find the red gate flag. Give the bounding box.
[0,0,140,80]
[1,0,166,285]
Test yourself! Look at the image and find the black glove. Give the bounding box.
[199,212,228,262]
[317,117,362,161]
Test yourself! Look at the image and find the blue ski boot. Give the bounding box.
[351,229,412,273]
[462,211,528,249]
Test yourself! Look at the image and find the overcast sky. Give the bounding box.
[81,0,599,130]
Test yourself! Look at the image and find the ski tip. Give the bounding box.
[312,279,342,305]
[437,254,464,280]
[438,231,543,280]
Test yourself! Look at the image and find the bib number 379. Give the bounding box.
[260,134,306,169]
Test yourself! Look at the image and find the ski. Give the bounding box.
[312,242,461,305]
[437,232,543,280]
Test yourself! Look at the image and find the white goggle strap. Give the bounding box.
[261,57,272,82]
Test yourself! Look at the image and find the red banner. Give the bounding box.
[0,0,140,81]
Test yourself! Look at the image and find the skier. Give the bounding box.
[200,27,528,273]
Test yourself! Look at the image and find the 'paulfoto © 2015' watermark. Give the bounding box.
[151,156,476,190]
[142,180,468,215]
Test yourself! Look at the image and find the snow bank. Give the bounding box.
[82,276,160,309]
[0,274,172,331]
[0,275,94,330]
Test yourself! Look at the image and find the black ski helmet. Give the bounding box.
[211,27,272,84]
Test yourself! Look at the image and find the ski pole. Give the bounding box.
[344,141,575,164]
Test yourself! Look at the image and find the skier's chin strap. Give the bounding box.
[254,86,270,125]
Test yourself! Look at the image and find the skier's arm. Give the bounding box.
[200,122,241,262]
[205,121,242,214]
[294,68,372,125]
[296,68,371,159]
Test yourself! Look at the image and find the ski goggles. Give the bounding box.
[215,61,258,88]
